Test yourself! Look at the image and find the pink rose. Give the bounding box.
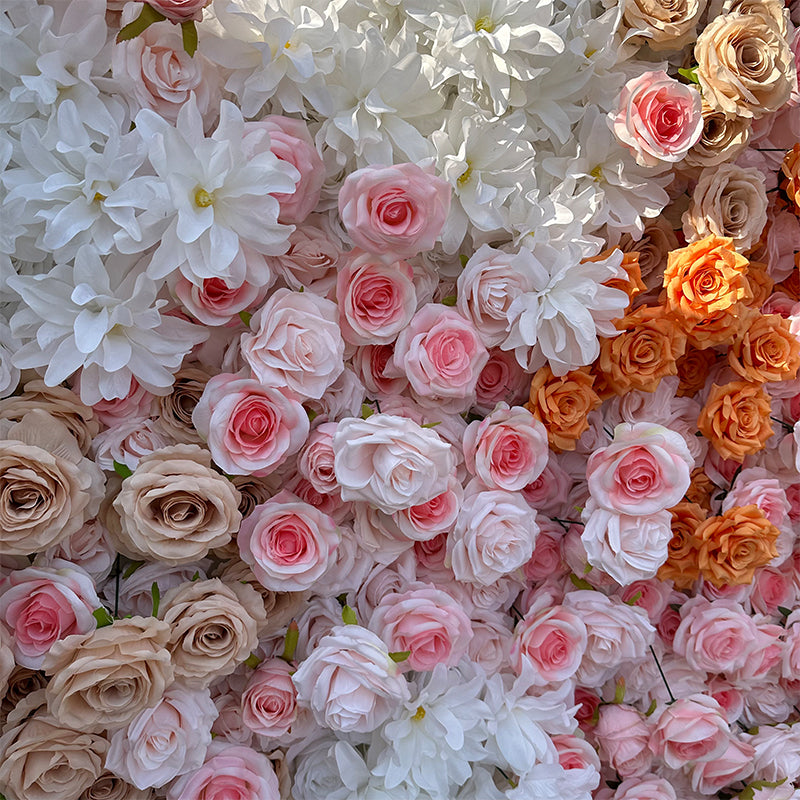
[523,526,567,583]
[611,70,703,167]
[192,374,309,476]
[414,532,448,572]
[338,162,450,261]
[238,491,340,592]
[595,704,653,778]
[586,422,693,515]
[707,678,745,725]
[336,251,417,346]
[394,477,462,541]
[612,775,677,800]
[147,0,211,23]
[352,344,409,397]
[689,737,755,795]
[368,582,473,672]
[240,288,345,400]
[467,610,512,675]
[521,454,573,517]
[649,694,731,769]
[241,658,298,739]
[723,467,790,528]
[91,416,174,471]
[463,404,548,491]
[40,518,116,582]
[166,742,280,800]
[749,566,796,617]
[89,377,153,428]
[617,578,672,623]
[510,601,587,685]
[297,422,338,495]
[390,304,489,414]
[292,624,411,733]
[175,276,268,326]
[0,560,100,669]
[244,117,324,224]
[473,347,530,414]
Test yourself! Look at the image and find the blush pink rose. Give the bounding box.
[88,376,154,428]
[237,491,340,592]
[595,704,653,778]
[0,560,100,669]
[611,70,703,167]
[244,117,324,224]
[192,374,309,477]
[166,742,279,800]
[521,454,573,517]
[463,403,549,491]
[40,518,116,582]
[473,347,530,414]
[586,422,693,515]
[336,251,417,345]
[414,532,448,572]
[297,422,339,495]
[351,344,409,397]
[750,566,796,617]
[175,276,268,326]
[689,737,755,795]
[394,477,462,541]
[523,527,567,583]
[241,657,298,739]
[617,579,672,623]
[338,162,451,261]
[147,0,211,23]
[723,468,791,528]
[390,304,489,413]
[368,582,473,672]
[613,775,677,800]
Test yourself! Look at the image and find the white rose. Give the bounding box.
[332,414,454,513]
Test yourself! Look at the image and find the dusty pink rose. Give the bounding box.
[146,0,211,23]
[749,566,796,617]
[268,216,342,295]
[352,344,409,397]
[523,527,566,583]
[40,518,116,582]
[244,117,324,224]
[89,377,153,428]
[390,304,489,413]
[611,70,703,167]
[368,582,473,672]
[463,404,549,491]
[0,561,100,669]
[175,276,268,326]
[192,374,309,477]
[723,467,790,527]
[166,742,280,800]
[240,288,345,400]
[297,422,339,495]
[238,491,339,592]
[338,162,451,261]
[649,694,731,769]
[394,477,462,541]
[336,251,417,345]
[521,454,573,516]
[473,347,530,414]
[586,422,693,515]
[595,704,653,778]
[414,532,448,572]
[617,579,672,623]
[91,416,173,472]
[241,658,298,738]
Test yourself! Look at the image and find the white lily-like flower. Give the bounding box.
[122,97,299,287]
[8,246,208,404]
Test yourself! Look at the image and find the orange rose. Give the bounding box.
[743,259,774,309]
[775,258,799,300]
[727,313,800,383]
[781,144,800,213]
[685,303,757,351]
[697,381,774,461]
[526,366,602,452]
[676,345,718,397]
[685,467,716,511]
[663,235,751,326]
[657,502,707,589]
[596,305,686,394]
[696,504,780,586]
[591,250,647,309]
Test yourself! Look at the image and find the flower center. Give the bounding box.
[412,705,426,721]
[93,192,107,204]
[457,162,473,187]
[589,164,604,182]
[474,16,495,33]
[194,188,215,208]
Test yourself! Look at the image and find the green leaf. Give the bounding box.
[677,66,700,84]
[778,606,792,617]
[116,3,166,42]
[583,563,592,575]
[93,607,114,628]
[342,605,358,625]
[306,407,318,423]
[624,591,643,606]
[191,571,200,581]
[645,698,658,717]
[181,20,198,56]
[420,421,441,428]
[361,403,375,419]
[151,582,160,618]
[280,621,299,662]
[441,294,457,306]
[239,310,252,326]
[122,560,144,579]
[569,574,594,591]
[613,678,625,704]
[459,254,469,268]
[113,460,133,479]
[740,779,787,800]
[244,653,262,669]
[389,650,410,663]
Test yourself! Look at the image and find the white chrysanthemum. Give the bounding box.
[406,0,565,116]
[8,246,208,404]
[205,0,339,117]
[501,243,628,375]
[373,663,490,800]
[121,97,298,288]
[508,762,594,800]
[0,318,21,400]
[2,102,150,263]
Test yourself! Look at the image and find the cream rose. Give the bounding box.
[113,445,241,565]
[622,0,706,51]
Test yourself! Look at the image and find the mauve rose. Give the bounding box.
[336,251,417,346]
[338,162,450,261]
[368,582,472,672]
[474,347,530,414]
[174,276,268,327]
[238,491,339,592]
[146,0,211,23]
[166,742,280,800]
[521,454,573,516]
[192,374,309,477]
[292,624,411,733]
[586,422,693,515]
[611,70,703,167]
[0,560,100,669]
[241,658,298,739]
[595,704,653,778]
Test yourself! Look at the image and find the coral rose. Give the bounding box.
[727,313,800,383]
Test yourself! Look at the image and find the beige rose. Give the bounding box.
[696,12,795,118]
[619,216,680,290]
[708,0,791,38]
[1,667,48,724]
[0,625,14,702]
[622,0,706,50]
[80,773,154,800]
[159,578,266,687]
[0,410,105,555]
[152,365,213,445]
[0,380,99,455]
[682,163,769,252]
[0,711,108,800]
[683,102,751,168]
[113,445,241,565]
[43,617,174,733]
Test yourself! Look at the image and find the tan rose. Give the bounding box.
[619,216,680,290]
[0,410,105,555]
[1,667,48,723]
[682,164,769,253]
[0,380,99,455]
[622,0,706,51]
[43,617,174,733]
[695,13,795,119]
[683,102,751,169]
[0,711,108,800]
[80,773,154,800]
[159,578,265,687]
[0,625,14,702]
[113,445,241,565]
[152,364,213,445]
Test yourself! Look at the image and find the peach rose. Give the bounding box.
[728,313,800,383]
[676,345,718,397]
[621,0,705,50]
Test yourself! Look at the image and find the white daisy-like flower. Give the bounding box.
[508,762,594,800]
[8,246,208,405]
